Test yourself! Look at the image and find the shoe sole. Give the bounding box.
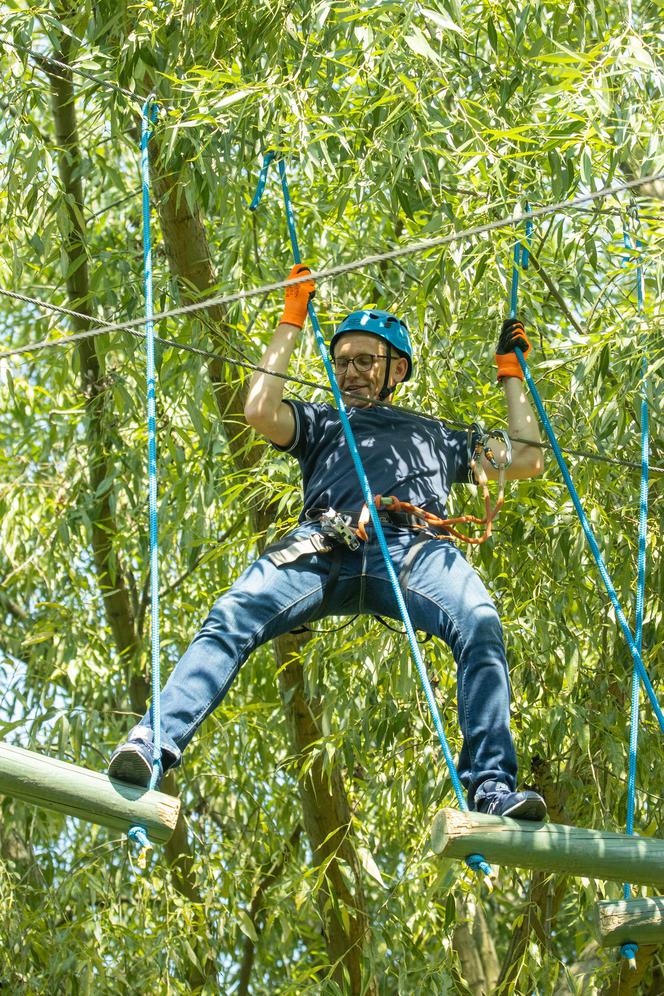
[499,798,547,821]
[108,746,153,788]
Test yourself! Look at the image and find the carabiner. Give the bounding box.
[482,428,512,470]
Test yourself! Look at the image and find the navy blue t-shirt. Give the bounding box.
[275,400,471,520]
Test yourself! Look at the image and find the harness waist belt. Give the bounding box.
[305,507,446,532]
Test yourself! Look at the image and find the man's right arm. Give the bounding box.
[243,265,315,447]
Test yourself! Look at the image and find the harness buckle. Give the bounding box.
[320,508,360,551]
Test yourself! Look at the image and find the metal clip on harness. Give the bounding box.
[320,509,360,551]
[480,428,512,471]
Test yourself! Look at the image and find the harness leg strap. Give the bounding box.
[397,532,431,596]
[319,542,344,617]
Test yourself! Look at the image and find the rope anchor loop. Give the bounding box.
[128,826,153,869]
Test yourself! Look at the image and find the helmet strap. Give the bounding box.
[378,354,393,401]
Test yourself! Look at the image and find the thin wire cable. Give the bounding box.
[7,40,144,105]
[0,172,661,363]
[1,286,663,475]
[0,285,259,362]
[622,222,648,915]
[5,38,230,108]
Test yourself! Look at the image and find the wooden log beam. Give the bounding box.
[0,743,180,843]
[431,809,664,889]
[595,898,664,947]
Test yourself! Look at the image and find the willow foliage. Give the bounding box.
[0,0,663,992]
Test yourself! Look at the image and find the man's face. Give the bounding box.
[332,333,408,407]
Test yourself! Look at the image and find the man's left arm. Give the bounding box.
[481,318,544,481]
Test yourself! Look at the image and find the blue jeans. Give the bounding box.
[134,522,517,805]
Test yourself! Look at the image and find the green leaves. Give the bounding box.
[404,28,442,65]
[421,7,466,37]
[237,909,259,943]
[0,0,663,992]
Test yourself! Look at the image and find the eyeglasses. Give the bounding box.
[331,353,397,374]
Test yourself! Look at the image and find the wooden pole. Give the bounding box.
[431,809,664,889]
[0,743,180,843]
[595,898,664,946]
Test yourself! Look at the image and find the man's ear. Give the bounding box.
[391,356,409,386]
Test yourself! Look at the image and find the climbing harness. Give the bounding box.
[250,151,493,880]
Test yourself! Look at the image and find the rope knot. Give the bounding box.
[620,942,638,970]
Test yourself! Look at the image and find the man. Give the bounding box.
[109,265,547,821]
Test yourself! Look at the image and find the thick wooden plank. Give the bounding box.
[595,898,664,946]
[0,742,180,843]
[431,809,664,888]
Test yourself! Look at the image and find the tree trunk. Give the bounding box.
[151,148,376,993]
[150,162,250,471]
[275,631,376,995]
[46,45,216,991]
[452,894,499,994]
[47,48,139,690]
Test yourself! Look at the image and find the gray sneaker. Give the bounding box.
[474,780,547,821]
[108,738,154,788]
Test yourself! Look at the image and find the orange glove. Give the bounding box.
[495,317,531,381]
[280,264,315,328]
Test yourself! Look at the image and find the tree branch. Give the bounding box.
[526,249,585,338]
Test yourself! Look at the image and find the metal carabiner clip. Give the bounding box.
[320,509,360,551]
[482,428,512,470]
[468,421,486,479]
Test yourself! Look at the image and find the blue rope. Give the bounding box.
[620,941,638,966]
[142,97,163,791]
[250,154,490,878]
[128,825,151,850]
[128,96,162,854]
[512,345,663,731]
[509,203,532,318]
[249,150,276,211]
[513,209,653,962]
[511,213,659,725]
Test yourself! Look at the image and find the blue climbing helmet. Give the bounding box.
[330,310,413,390]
